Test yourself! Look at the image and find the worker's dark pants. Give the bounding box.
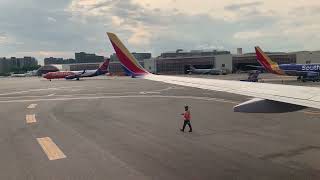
[182,120,192,131]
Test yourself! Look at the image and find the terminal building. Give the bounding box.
[144,49,232,74]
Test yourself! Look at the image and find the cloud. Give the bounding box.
[224,2,263,11]
[233,31,264,40]
[111,16,124,26]
[47,17,57,23]
[0,0,320,60]
[0,33,10,44]
[127,24,152,46]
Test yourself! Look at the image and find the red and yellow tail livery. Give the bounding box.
[255,46,285,75]
[107,32,149,76]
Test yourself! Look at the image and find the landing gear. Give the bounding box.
[76,77,80,81]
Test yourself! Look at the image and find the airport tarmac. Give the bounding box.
[1,76,320,179]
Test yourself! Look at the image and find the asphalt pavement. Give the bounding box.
[0,76,320,179]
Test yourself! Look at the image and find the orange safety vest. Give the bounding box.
[184,111,191,121]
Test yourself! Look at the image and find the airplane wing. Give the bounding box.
[107,32,320,113]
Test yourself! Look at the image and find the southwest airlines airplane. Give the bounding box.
[255,47,320,82]
[43,59,110,81]
[107,32,320,113]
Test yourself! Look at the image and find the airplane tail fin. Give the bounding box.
[255,46,282,74]
[97,58,110,74]
[98,58,110,71]
[107,32,149,76]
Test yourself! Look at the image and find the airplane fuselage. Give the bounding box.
[43,69,106,80]
[277,64,320,77]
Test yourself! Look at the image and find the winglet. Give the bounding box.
[255,46,284,75]
[107,32,149,76]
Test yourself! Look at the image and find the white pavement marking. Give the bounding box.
[0,95,241,104]
[37,137,66,160]
[207,98,238,104]
[0,88,60,96]
[26,114,36,124]
[0,86,174,98]
[0,86,84,96]
[303,110,320,115]
[27,104,37,109]
[139,91,161,94]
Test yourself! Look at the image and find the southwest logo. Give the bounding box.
[302,65,320,71]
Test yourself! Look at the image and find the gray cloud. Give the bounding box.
[224,1,263,11]
[0,0,319,62]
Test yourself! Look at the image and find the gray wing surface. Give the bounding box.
[144,74,320,112]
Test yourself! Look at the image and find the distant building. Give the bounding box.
[0,56,37,73]
[294,51,320,64]
[237,48,243,55]
[61,63,102,71]
[160,49,230,58]
[110,52,151,62]
[44,57,63,65]
[75,52,104,63]
[44,57,76,65]
[44,52,104,65]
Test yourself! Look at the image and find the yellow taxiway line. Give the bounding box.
[37,137,66,160]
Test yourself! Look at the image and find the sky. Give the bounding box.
[0,0,319,64]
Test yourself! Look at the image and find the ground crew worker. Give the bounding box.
[180,105,192,132]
